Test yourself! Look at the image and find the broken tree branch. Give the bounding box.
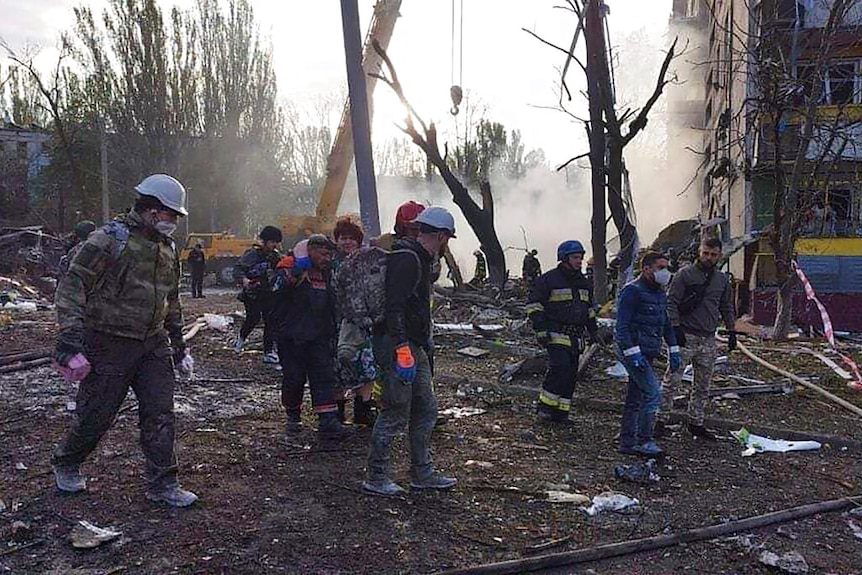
[435,496,862,575]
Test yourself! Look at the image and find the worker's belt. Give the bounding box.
[539,390,571,412]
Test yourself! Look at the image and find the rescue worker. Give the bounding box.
[522,249,542,286]
[332,217,377,426]
[271,234,352,438]
[51,174,197,507]
[187,242,206,298]
[374,200,425,251]
[58,220,97,276]
[234,226,282,364]
[660,237,736,441]
[472,248,487,285]
[363,207,458,496]
[615,251,680,457]
[526,240,601,425]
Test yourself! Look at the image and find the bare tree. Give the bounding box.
[371,40,508,288]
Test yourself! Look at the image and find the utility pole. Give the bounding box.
[340,0,381,238]
[99,117,109,223]
[585,0,609,303]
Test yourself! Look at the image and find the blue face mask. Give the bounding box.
[654,268,672,287]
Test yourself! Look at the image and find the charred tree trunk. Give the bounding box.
[584,0,608,304]
[371,41,508,288]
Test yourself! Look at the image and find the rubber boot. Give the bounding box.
[317,412,354,439]
[286,411,303,434]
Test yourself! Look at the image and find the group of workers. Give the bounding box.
[50,171,735,508]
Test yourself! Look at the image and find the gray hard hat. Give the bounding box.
[134,174,188,216]
[415,206,456,237]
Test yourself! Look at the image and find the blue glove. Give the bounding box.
[670,350,681,372]
[631,353,649,370]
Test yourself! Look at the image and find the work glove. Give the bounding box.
[173,345,194,375]
[535,331,550,347]
[629,352,649,371]
[727,332,738,352]
[669,349,682,372]
[394,343,417,383]
[673,326,688,348]
[54,328,91,381]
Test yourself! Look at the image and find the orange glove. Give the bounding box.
[394,344,416,382]
[277,255,296,269]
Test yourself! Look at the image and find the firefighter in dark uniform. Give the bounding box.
[526,240,601,425]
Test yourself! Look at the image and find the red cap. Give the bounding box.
[395,201,425,232]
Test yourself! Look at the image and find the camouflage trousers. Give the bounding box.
[52,330,180,489]
[660,332,717,426]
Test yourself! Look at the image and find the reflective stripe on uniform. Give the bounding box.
[371,381,383,401]
[549,288,573,302]
[549,332,572,347]
[539,390,561,407]
[525,302,544,315]
[557,396,572,412]
[624,346,641,356]
[669,345,680,354]
[578,289,590,302]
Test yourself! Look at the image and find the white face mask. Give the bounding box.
[155,221,178,237]
[654,268,672,287]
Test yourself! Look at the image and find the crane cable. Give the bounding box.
[450,0,463,115]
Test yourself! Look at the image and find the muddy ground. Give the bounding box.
[1,290,861,574]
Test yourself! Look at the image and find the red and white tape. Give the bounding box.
[793,261,862,391]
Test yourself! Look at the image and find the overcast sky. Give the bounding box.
[1,0,673,164]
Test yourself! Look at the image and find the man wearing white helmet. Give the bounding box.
[363,206,458,496]
[51,173,198,507]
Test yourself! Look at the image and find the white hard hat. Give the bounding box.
[135,174,188,216]
[415,206,456,237]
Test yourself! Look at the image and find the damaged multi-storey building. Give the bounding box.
[671,0,862,330]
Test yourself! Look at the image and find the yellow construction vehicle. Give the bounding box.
[180,232,256,286]
[279,0,401,245]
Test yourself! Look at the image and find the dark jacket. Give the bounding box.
[187,247,206,273]
[523,254,542,279]
[382,237,433,347]
[526,264,598,346]
[667,262,736,337]
[235,245,280,298]
[271,266,337,343]
[615,276,677,359]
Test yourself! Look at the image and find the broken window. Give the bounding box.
[826,62,857,105]
[775,0,805,24]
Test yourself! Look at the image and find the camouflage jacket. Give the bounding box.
[54,210,184,344]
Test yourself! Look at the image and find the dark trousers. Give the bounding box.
[240,298,275,352]
[278,337,338,415]
[53,331,179,489]
[190,270,204,298]
[538,342,580,415]
[367,335,437,482]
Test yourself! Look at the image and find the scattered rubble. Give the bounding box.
[583,492,641,516]
[758,550,810,574]
[69,521,122,549]
[731,427,822,457]
[614,459,660,484]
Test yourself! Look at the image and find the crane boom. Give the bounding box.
[316,0,402,219]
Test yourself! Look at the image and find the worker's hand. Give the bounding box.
[673,326,688,348]
[394,343,416,383]
[54,329,84,366]
[625,348,648,371]
[669,348,682,373]
[54,353,91,382]
[727,332,738,352]
[241,277,253,289]
[276,255,295,269]
[179,349,195,376]
[535,331,550,347]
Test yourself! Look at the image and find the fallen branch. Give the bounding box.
[0,357,53,374]
[736,341,862,418]
[0,538,45,557]
[525,535,573,554]
[0,349,51,366]
[435,496,862,575]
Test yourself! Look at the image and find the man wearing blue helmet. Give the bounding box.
[525,240,601,425]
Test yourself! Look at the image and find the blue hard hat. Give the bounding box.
[557,240,585,262]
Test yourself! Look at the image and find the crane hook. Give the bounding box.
[450,84,463,116]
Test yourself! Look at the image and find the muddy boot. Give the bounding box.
[53,464,86,493]
[336,400,347,424]
[317,412,354,440]
[286,411,303,434]
[635,441,664,458]
[410,473,457,491]
[146,483,198,508]
[353,397,377,427]
[362,478,406,497]
[232,336,245,353]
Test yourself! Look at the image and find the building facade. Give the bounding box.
[671,0,862,330]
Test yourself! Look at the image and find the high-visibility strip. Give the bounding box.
[525,302,544,314]
[549,288,574,302]
[793,261,862,391]
[539,390,560,407]
[557,397,572,412]
[578,289,590,302]
[623,346,641,357]
[549,332,572,347]
[588,309,597,319]
[669,346,680,354]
